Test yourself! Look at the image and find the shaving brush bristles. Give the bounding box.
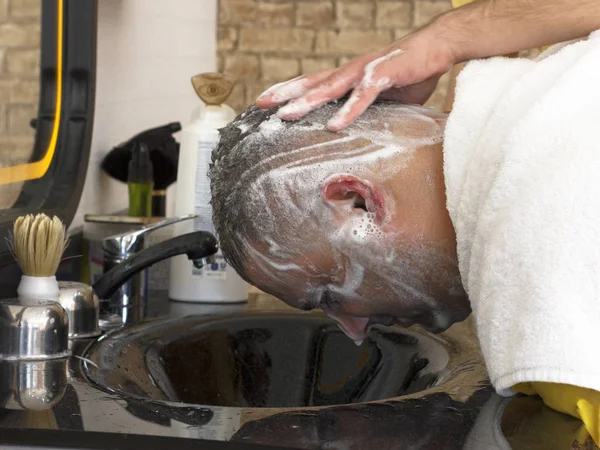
[8,213,69,277]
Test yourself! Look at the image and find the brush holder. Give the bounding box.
[17,275,60,304]
[0,298,70,361]
[57,281,101,339]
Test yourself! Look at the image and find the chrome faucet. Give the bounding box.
[96,215,218,324]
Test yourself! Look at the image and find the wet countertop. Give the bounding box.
[0,291,596,450]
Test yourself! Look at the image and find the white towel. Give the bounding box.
[443,30,600,397]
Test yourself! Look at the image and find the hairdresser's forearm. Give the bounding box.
[434,0,600,63]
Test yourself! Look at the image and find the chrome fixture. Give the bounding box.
[95,216,218,324]
[100,214,194,323]
[57,281,101,339]
[0,359,68,410]
[0,299,70,361]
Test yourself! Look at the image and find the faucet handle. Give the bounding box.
[102,214,197,257]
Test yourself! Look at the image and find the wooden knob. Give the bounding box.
[191,72,236,105]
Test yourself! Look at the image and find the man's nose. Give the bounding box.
[321,304,370,343]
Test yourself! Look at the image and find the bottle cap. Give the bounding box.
[191,72,236,106]
[128,141,153,184]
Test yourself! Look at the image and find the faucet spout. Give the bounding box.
[92,231,218,300]
[192,254,217,269]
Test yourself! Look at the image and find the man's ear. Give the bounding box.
[320,174,386,224]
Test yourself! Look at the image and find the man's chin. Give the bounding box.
[391,311,456,334]
[420,321,451,334]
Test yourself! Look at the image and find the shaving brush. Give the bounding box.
[7,213,69,304]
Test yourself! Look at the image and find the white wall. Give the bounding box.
[71,0,216,229]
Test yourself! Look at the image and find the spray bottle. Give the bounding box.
[169,73,248,303]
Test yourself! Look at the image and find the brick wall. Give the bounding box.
[0,0,40,166]
[0,0,40,208]
[217,0,453,114]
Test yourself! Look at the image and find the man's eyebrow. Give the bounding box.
[300,289,323,311]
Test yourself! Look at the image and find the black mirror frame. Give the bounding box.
[0,0,97,268]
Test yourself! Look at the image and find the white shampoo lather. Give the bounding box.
[169,73,248,303]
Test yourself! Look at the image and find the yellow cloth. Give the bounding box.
[513,382,600,445]
[449,0,595,445]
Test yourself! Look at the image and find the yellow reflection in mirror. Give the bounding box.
[0,0,62,187]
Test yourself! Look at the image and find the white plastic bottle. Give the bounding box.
[169,73,248,303]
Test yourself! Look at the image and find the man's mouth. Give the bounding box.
[322,306,404,345]
[320,304,370,343]
[321,305,451,345]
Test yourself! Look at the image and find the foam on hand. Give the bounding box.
[328,50,405,129]
[258,76,311,104]
[361,49,404,89]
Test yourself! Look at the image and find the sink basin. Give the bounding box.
[83,311,450,408]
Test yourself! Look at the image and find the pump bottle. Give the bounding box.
[169,73,248,303]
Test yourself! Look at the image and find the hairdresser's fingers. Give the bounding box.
[328,45,448,130]
[255,70,336,109]
[275,57,376,120]
[326,53,405,131]
[276,74,356,120]
[326,84,383,132]
[259,53,375,111]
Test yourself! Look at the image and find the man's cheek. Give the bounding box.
[252,280,300,309]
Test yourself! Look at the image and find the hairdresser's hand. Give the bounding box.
[257,0,600,131]
[255,26,455,131]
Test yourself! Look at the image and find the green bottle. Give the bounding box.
[128,142,153,217]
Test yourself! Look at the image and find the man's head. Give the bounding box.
[210,99,470,341]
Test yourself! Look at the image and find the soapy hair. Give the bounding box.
[209,99,446,283]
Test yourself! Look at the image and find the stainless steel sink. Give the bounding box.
[83,311,450,408]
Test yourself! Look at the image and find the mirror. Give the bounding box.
[0,0,97,271]
[0,0,97,217]
[0,1,46,209]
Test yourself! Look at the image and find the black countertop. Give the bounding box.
[0,293,596,450]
